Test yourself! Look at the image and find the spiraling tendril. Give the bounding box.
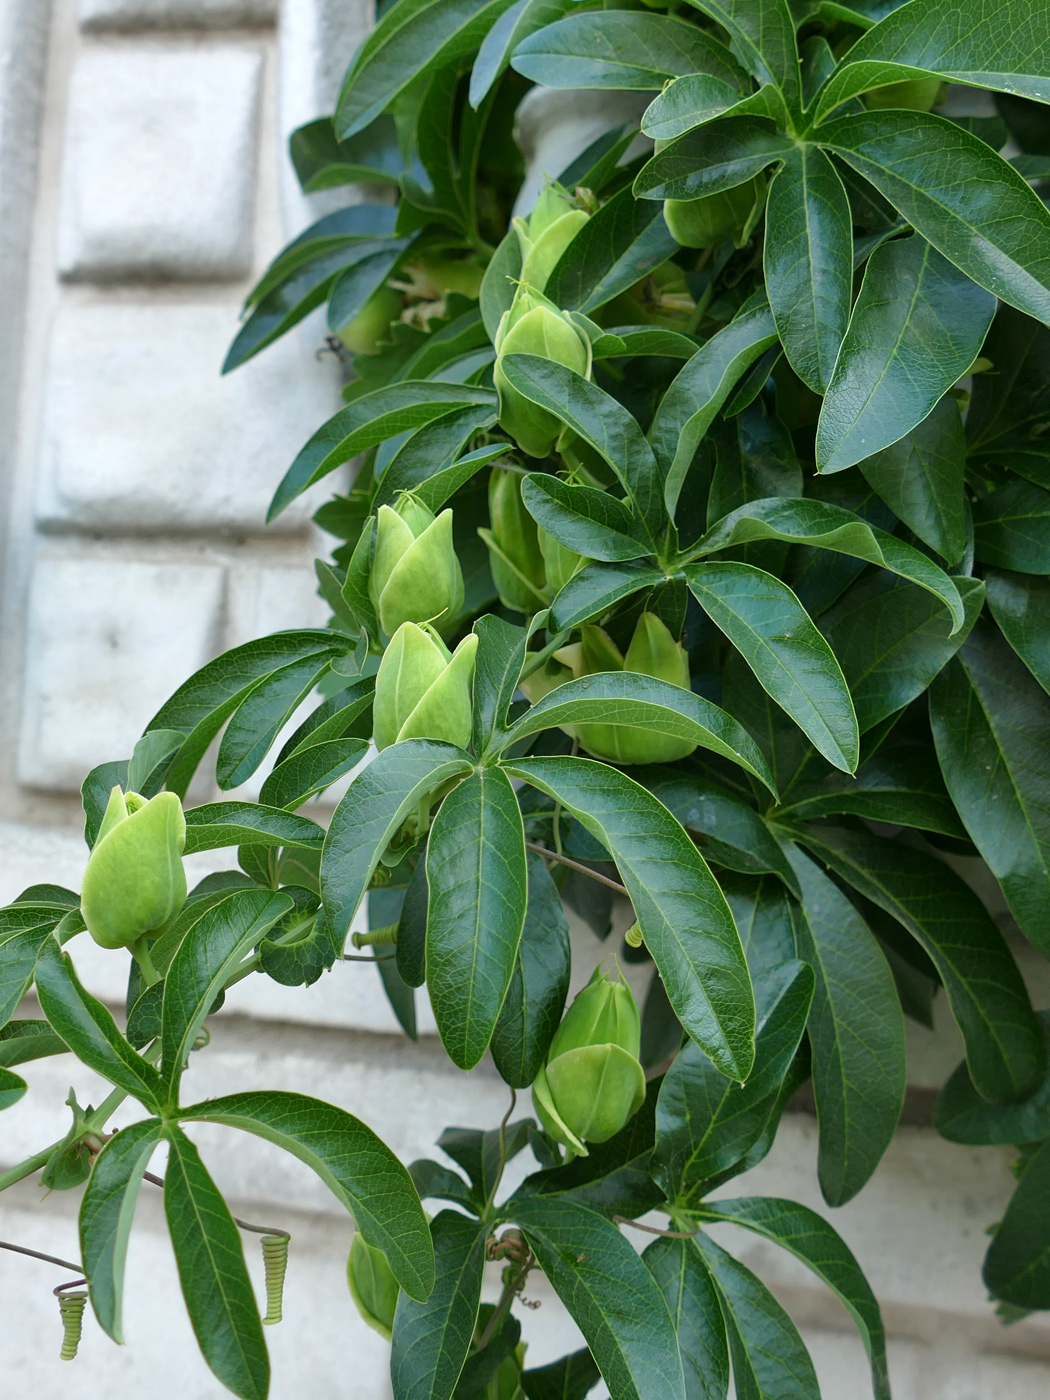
[260,1233,290,1326]
[55,1284,88,1361]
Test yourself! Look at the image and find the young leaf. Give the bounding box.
[686,562,860,772]
[390,1211,489,1400]
[498,671,777,795]
[816,113,1050,327]
[161,889,294,1095]
[163,1127,269,1400]
[511,1198,686,1400]
[643,1235,730,1400]
[984,1138,1050,1309]
[930,620,1050,952]
[490,852,571,1089]
[512,11,746,90]
[694,496,966,630]
[764,144,852,394]
[653,960,814,1206]
[335,0,519,138]
[34,942,164,1110]
[815,234,995,471]
[425,767,528,1070]
[986,569,1050,695]
[321,741,475,945]
[179,1090,434,1300]
[857,394,967,562]
[796,822,1043,1102]
[814,0,1050,121]
[692,1232,821,1400]
[647,292,779,517]
[784,845,906,1205]
[545,186,679,316]
[80,1118,163,1343]
[504,755,756,1081]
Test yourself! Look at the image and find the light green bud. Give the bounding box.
[81,787,187,950]
[864,77,943,111]
[517,209,590,293]
[373,622,478,751]
[537,525,585,597]
[554,614,695,764]
[480,467,547,613]
[494,302,591,459]
[532,966,645,1154]
[369,493,464,637]
[663,177,765,249]
[347,1233,399,1340]
[526,180,577,240]
[337,285,403,355]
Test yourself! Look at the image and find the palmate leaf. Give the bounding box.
[684,0,801,108]
[520,474,650,562]
[634,117,795,205]
[503,756,755,1081]
[813,0,1050,122]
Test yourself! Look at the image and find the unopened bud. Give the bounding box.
[663,176,765,249]
[480,467,547,613]
[537,526,585,597]
[369,494,464,637]
[373,623,478,751]
[494,298,591,459]
[81,787,187,950]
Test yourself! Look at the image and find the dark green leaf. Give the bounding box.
[984,1137,1050,1308]
[470,0,573,107]
[816,113,1050,327]
[183,803,327,854]
[521,1348,602,1400]
[335,0,518,137]
[765,144,852,394]
[0,911,65,1029]
[643,1236,729,1400]
[720,874,800,985]
[647,291,779,517]
[693,1232,820,1400]
[0,1018,66,1067]
[162,889,293,1094]
[425,767,527,1069]
[858,394,967,562]
[499,671,777,794]
[34,941,164,1109]
[936,1012,1050,1145]
[321,741,474,945]
[80,1118,163,1343]
[549,561,667,632]
[687,562,859,772]
[785,845,905,1205]
[505,756,755,1080]
[216,654,339,788]
[708,401,802,525]
[685,0,801,108]
[653,960,814,1206]
[181,1089,434,1298]
[472,615,528,757]
[521,475,650,562]
[967,304,1050,482]
[695,1197,889,1399]
[634,116,794,202]
[545,186,679,314]
[290,114,404,190]
[930,619,1050,951]
[390,1211,488,1400]
[796,822,1043,1102]
[986,569,1050,694]
[374,407,499,509]
[973,480,1050,573]
[397,856,430,989]
[778,744,967,837]
[480,227,522,342]
[326,245,411,333]
[641,74,781,142]
[490,853,571,1089]
[512,1198,686,1400]
[268,382,497,522]
[815,234,995,471]
[513,11,745,90]
[258,738,370,810]
[0,1066,26,1109]
[164,1127,268,1400]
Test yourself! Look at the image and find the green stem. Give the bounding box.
[130,936,160,988]
[518,630,570,684]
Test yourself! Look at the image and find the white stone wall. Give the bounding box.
[0,3,1049,1397]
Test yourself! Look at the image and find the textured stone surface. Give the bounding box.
[58,45,262,281]
[17,555,225,790]
[36,301,340,532]
[80,0,276,28]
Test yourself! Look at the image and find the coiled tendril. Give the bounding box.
[260,1233,290,1326]
[55,1283,88,1360]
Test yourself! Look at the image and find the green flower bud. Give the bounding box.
[347,1233,399,1341]
[517,209,590,293]
[373,622,478,751]
[663,176,765,249]
[554,614,695,765]
[494,301,591,458]
[525,180,577,240]
[337,285,403,355]
[81,787,187,950]
[369,493,464,637]
[537,525,585,597]
[864,77,943,111]
[480,467,548,613]
[518,654,574,709]
[532,966,645,1154]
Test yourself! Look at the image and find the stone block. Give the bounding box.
[17,554,225,790]
[58,45,261,281]
[80,0,276,28]
[36,301,341,532]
